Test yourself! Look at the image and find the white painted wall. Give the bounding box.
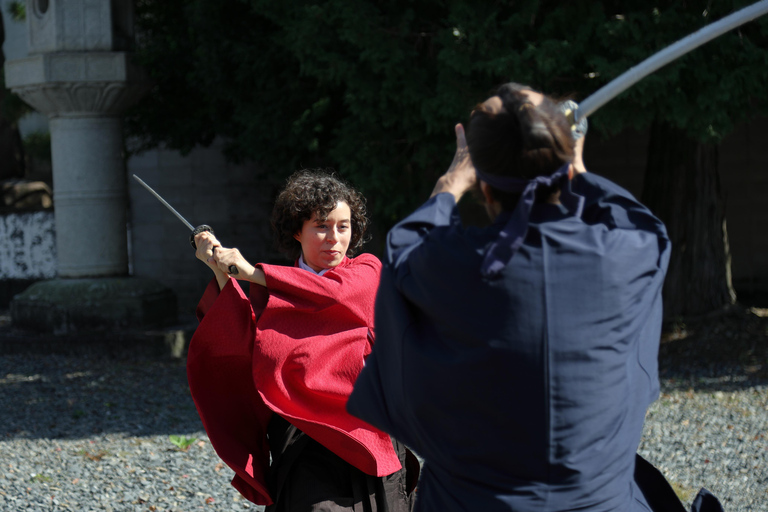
[127,140,277,314]
[0,211,56,279]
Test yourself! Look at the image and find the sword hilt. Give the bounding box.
[190,225,239,276]
[190,225,214,249]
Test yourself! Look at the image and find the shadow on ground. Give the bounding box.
[2,303,766,440]
[659,304,768,392]
[0,354,203,439]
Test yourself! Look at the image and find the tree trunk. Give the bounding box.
[641,120,736,319]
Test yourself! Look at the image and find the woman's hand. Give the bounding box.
[194,231,222,270]
[194,231,229,289]
[430,123,477,202]
[215,247,267,287]
[193,231,266,288]
[209,246,255,278]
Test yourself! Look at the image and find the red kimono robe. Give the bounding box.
[187,254,401,506]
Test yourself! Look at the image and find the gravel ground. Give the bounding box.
[1,306,767,511]
[0,355,257,512]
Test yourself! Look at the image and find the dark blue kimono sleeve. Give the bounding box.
[385,192,459,270]
[573,173,670,268]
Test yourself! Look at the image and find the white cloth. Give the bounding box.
[298,254,330,276]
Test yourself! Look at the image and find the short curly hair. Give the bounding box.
[271,169,370,260]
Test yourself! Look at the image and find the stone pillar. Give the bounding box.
[6,50,148,277]
[51,116,127,276]
[2,0,178,334]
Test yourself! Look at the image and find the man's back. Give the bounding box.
[349,173,670,511]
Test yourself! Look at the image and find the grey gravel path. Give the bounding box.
[0,354,262,512]
[1,306,767,511]
[639,385,768,511]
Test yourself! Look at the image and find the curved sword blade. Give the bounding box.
[576,0,768,122]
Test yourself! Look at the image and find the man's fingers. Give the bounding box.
[455,123,467,149]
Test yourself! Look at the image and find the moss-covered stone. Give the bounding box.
[10,277,177,334]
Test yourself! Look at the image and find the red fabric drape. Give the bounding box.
[187,255,400,505]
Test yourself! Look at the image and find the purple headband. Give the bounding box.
[477,163,585,277]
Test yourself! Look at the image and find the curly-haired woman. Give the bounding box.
[187,170,417,512]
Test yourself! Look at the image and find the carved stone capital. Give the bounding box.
[11,80,149,117]
[4,52,150,116]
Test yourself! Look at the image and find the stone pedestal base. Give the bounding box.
[10,277,177,334]
[0,279,37,309]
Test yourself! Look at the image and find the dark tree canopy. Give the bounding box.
[126,0,768,248]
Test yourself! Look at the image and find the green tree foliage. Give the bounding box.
[581,1,768,317]
[126,1,768,232]
[572,1,768,141]
[0,74,32,124]
[6,1,25,22]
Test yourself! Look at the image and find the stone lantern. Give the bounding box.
[4,0,177,333]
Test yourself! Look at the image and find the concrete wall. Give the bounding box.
[127,140,281,316]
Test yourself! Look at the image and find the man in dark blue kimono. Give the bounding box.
[348,85,722,511]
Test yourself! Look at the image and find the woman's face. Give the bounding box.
[294,201,352,272]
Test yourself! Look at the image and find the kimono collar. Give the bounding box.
[477,163,585,277]
[296,254,351,275]
[297,254,331,275]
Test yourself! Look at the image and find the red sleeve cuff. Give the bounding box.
[195,278,222,322]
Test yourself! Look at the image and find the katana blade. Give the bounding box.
[575,0,768,122]
[132,174,195,231]
[131,175,235,273]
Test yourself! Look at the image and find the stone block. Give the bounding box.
[5,53,149,115]
[0,279,36,308]
[27,0,132,53]
[10,277,177,334]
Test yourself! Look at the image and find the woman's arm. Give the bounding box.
[194,231,267,290]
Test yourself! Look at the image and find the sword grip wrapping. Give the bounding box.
[190,225,239,275]
[190,225,214,249]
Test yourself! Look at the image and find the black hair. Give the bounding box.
[271,169,369,260]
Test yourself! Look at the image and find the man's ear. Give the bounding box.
[293,232,301,242]
[480,181,496,205]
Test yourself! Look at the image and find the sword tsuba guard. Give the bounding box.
[558,100,588,140]
[190,225,214,249]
